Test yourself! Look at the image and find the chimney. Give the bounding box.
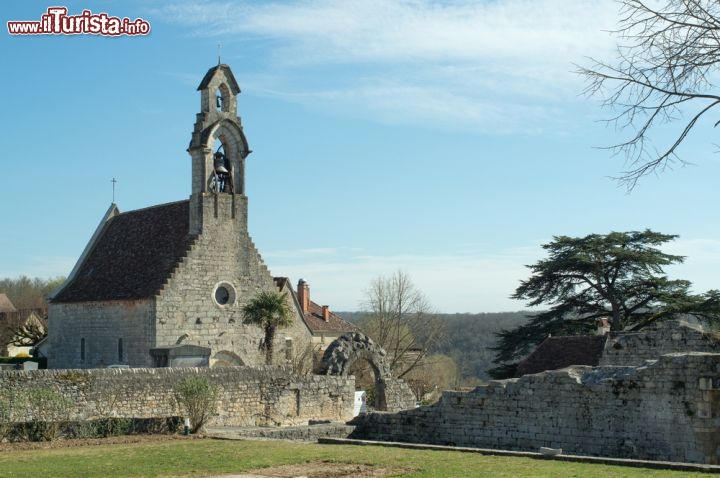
[297,279,309,313]
[322,305,330,322]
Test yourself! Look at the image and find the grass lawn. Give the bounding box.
[0,437,716,478]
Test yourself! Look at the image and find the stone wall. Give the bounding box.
[381,378,417,412]
[601,320,720,367]
[0,366,354,427]
[47,299,155,368]
[351,352,720,464]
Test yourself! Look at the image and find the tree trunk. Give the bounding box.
[611,301,622,331]
[264,325,276,365]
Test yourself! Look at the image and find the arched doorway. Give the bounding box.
[212,350,245,367]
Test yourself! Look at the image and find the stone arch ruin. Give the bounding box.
[317,332,415,412]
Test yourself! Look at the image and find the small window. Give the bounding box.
[80,338,85,361]
[118,338,124,362]
[212,281,236,307]
[215,286,230,305]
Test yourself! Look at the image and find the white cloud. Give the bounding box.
[161,0,616,67]
[158,0,619,132]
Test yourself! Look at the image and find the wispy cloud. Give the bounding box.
[263,242,545,312]
[156,0,618,133]
[264,235,720,312]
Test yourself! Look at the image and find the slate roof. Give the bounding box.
[197,64,241,94]
[515,335,608,377]
[0,294,16,314]
[53,201,194,303]
[274,277,357,335]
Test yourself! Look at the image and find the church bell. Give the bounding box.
[214,151,229,174]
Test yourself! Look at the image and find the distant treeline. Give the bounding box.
[0,276,65,310]
[340,311,531,382]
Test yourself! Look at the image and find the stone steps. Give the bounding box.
[157,234,200,294]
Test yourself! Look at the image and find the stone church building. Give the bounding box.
[47,64,354,369]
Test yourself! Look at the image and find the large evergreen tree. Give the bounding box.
[490,230,720,377]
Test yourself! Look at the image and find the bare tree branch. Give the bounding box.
[360,270,444,379]
[578,0,720,189]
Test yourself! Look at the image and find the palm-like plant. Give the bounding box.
[242,290,294,365]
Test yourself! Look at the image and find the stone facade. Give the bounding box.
[49,300,154,368]
[47,65,315,369]
[153,196,309,367]
[351,352,720,464]
[0,367,354,427]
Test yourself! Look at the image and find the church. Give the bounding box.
[47,64,355,369]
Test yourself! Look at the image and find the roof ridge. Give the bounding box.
[116,199,189,216]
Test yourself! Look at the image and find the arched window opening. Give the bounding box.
[80,338,85,361]
[215,83,231,113]
[215,87,223,112]
[118,338,124,362]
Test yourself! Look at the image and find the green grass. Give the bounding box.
[0,438,716,478]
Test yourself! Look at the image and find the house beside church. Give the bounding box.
[47,64,354,369]
[276,277,358,352]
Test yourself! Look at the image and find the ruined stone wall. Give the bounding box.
[600,320,720,367]
[47,300,155,368]
[381,378,416,412]
[0,366,354,427]
[156,193,312,367]
[351,353,720,464]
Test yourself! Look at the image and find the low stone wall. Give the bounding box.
[207,422,356,441]
[350,353,720,464]
[0,366,355,427]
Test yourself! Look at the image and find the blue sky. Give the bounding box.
[2,1,720,313]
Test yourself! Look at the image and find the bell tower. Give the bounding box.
[188,64,251,234]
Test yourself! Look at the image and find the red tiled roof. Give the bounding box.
[273,277,357,335]
[53,201,194,303]
[516,335,607,377]
[302,300,358,334]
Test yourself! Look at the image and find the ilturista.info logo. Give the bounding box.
[7,7,150,36]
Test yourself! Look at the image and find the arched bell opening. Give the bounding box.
[215,83,231,113]
[209,137,234,194]
[203,120,246,195]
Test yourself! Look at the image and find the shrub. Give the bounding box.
[0,389,24,441]
[21,387,72,441]
[174,376,218,433]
